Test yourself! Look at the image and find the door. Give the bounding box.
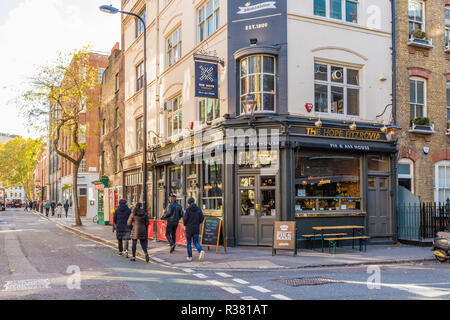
[237,175,277,246]
[368,176,391,238]
[79,196,87,217]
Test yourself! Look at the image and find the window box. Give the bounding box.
[409,122,435,134]
[408,35,434,49]
[446,42,450,53]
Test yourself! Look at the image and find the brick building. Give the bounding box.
[396,0,450,203]
[59,52,109,218]
[96,43,125,225]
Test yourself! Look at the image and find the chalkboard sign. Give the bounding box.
[200,217,227,254]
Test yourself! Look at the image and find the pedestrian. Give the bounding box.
[56,202,63,218]
[162,194,183,253]
[113,199,131,258]
[127,202,150,263]
[45,201,50,217]
[183,197,205,262]
[51,201,55,216]
[64,200,70,218]
[24,200,28,212]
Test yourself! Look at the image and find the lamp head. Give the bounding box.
[99,5,119,14]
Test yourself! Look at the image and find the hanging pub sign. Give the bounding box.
[194,56,219,99]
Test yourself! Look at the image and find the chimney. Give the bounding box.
[111,42,120,54]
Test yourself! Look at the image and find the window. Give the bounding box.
[101,151,105,175]
[408,0,425,35]
[314,0,358,24]
[198,0,220,42]
[136,9,146,38]
[136,62,144,92]
[114,145,119,173]
[102,119,106,136]
[114,107,119,129]
[167,27,182,67]
[136,116,144,151]
[115,73,119,92]
[410,78,426,120]
[446,7,450,46]
[447,83,450,130]
[199,98,220,124]
[202,161,223,211]
[79,125,86,143]
[295,153,361,212]
[79,159,86,173]
[314,62,360,116]
[435,161,450,204]
[398,159,414,193]
[169,166,183,200]
[98,68,105,83]
[240,55,276,113]
[167,95,182,138]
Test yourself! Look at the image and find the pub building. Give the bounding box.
[120,0,397,248]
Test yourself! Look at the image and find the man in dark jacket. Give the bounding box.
[163,194,183,253]
[63,201,70,218]
[113,199,132,258]
[127,203,150,262]
[50,201,56,216]
[183,197,205,262]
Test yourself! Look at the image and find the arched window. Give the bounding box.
[435,161,450,204]
[398,159,414,194]
[240,55,276,113]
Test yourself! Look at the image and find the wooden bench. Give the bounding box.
[324,236,370,254]
[301,233,347,250]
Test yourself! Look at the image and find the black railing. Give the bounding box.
[397,200,450,241]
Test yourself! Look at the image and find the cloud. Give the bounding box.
[0,0,121,138]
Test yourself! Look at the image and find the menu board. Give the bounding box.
[200,217,227,254]
[272,221,297,256]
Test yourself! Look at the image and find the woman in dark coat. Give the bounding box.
[127,203,149,262]
[113,199,132,258]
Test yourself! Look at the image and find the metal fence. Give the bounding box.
[397,200,450,241]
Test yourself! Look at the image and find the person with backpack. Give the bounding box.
[127,203,150,263]
[63,200,70,218]
[183,197,205,262]
[44,201,50,217]
[113,199,132,258]
[50,201,56,216]
[162,194,183,253]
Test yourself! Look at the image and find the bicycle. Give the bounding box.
[93,215,98,224]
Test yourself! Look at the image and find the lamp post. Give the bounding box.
[100,4,149,212]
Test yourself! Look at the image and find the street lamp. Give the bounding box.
[242,94,257,128]
[100,4,149,213]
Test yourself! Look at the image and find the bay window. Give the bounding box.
[314,62,360,116]
[240,55,276,113]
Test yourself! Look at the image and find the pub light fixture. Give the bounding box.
[381,121,388,134]
[315,116,322,128]
[349,119,357,131]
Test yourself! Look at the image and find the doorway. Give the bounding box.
[237,175,277,246]
[367,176,391,238]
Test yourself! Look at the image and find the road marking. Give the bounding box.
[151,257,165,263]
[271,294,292,300]
[216,272,232,278]
[241,296,258,300]
[249,285,271,293]
[193,273,208,279]
[182,268,194,273]
[221,287,242,294]
[233,278,249,285]
[207,280,225,286]
[2,279,50,292]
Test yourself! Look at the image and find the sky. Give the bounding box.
[0,0,121,139]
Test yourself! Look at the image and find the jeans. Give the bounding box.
[65,209,68,218]
[45,208,49,216]
[118,239,129,253]
[165,223,178,247]
[186,233,203,258]
[132,239,148,257]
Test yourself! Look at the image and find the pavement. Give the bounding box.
[30,209,437,271]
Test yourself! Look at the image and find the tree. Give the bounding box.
[19,48,101,226]
[0,137,44,201]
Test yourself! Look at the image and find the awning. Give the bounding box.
[293,137,397,153]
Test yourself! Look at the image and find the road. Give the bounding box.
[1,208,450,301]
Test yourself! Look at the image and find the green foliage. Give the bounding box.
[412,117,430,126]
[412,29,427,40]
[0,137,44,201]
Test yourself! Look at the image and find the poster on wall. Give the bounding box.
[194,57,219,99]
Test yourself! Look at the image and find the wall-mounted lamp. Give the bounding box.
[349,119,357,131]
[315,116,322,128]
